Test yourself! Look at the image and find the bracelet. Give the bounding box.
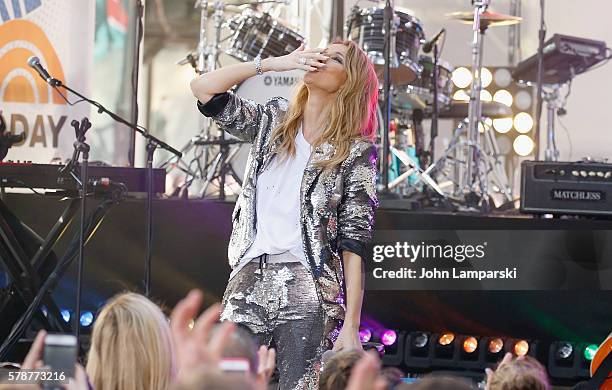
[254,55,263,76]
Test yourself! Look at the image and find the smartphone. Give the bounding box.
[43,334,77,382]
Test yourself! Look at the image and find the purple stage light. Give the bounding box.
[359,328,372,343]
[381,329,397,346]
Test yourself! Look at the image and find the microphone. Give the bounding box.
[422,28,446,53]
[27,56,59,86]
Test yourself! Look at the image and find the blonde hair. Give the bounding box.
[270,40,379,169]
[488,356,550,390]
[319,349,364,390]
[86,292,176,390]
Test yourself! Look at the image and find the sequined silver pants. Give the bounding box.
[221,259,340,390]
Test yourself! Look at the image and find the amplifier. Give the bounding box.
[520,160,612,217]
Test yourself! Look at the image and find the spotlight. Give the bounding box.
[514,90,532,110]
[514,112,534,133]
[493,68,512,87]
[380,330,405,367]
[60,310,71,323]
[488,338,504,354]
[359,328,372,343]
[493,118,513,134]
[493,89,513,107]
[432,332,458,366]
[463,336,478,354]
[412,332,429,349]
[80,311,94,327]
[381,329,398,346]
[583,344,598,361]
[548,341,580,379]
[481,67,493,88]
[452,67,472,88]
[556,342,574,360]
[405,331,431,368]
[438,332,455,346]
[513,339,530,356]
[480,89,493,102]
[513,135,535,156]
[452,89,470,101]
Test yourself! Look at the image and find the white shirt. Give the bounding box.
[229,127,312,279]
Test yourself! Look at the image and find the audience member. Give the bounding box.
[486,352,550,390]
[86,292,175,390]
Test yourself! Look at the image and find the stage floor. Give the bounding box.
[1,193,610,349]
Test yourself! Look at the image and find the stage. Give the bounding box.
[2,193,609,354]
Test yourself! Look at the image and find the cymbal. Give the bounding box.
[438,101,512,119]
[447,10,522,28]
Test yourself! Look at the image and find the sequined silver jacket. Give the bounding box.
[197,92,379,320]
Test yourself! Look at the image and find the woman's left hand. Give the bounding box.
[332,323,362,352]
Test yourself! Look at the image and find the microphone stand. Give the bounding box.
[430,42,440,168]
[534,0,546,160]
[379,0,399,199]
[49,78,182,297]
[66,117,91,347]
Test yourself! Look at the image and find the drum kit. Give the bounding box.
[165,0,522,211]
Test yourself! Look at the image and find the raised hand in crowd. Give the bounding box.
[169,289,235,381]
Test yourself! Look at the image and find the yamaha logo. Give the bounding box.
[550,189,605,201]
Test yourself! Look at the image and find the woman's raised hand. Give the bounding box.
[263,44,329,72]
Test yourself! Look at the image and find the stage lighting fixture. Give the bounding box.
[359,328,372,343]
[60,309,71,323]
[452,67,472,88]
[494,68,512,87]
[493,118,513,134]
[547,341,594,379]
[432,332,458,367]
[80,311,94,327]
[514,90,533,110]
[481,67,493,88]
[463,336,478,354]
[438,332,455,346]
[382,329,398,346]
[381,330,405,367]
[412,332,429,349]
[405,331,432,368]
[556,342,574,360]
[584,344,598,361]
[480,89,493,102]
[452,89,470,101]
[513,339,529,356]
[493,89,513,107]
[513,135,535,156]
[514,112,534,133]
[488,338,504,354]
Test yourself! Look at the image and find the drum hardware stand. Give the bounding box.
[543,84,564,161]
[426,118,512,206]
[463,0,492,207]
[161,1,236,199]
[389,146,445,197]
[378,0,400,199]
[193,138,245,199]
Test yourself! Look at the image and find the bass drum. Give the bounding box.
[228,70,304,178]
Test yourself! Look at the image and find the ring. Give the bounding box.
[298,56,307,65]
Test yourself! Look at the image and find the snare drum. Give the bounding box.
[227,10,304,62]
[347,7,424,85]
[392,56,454,111]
